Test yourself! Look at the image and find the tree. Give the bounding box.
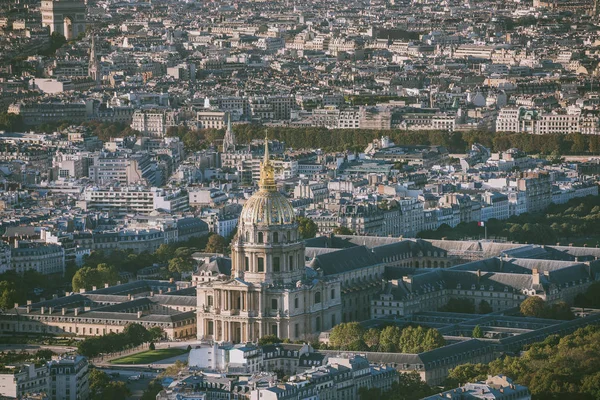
[205,234,226,253]
[141,379,163,400]
[333,226,355,235]
[363,328,381,351]
[445,363,490,387]
[379,326,402,353]
[168,257,193,274]
[100,382,130,400]
[398,326,445,354]
[123,323,151,346]
[89,369,110,399]
[148,327,165,341]
[439,298,476,314]
[258,334,281,346]
[149,342,155,350]
[472,325,483,338]
[297,216,318,239]
[155,244,175,263]
[478,300,493,314]
[548,301,575,320]
[520,296,547,318]
[72,264,119,292]
[329,322,365,350]
[0,281,20,310]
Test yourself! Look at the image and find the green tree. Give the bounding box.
[155,244,175,263]
[100,382,130,400]
[205,234,226,253]
[123,323,151,346]
[148,327,165,341]
[89,369,110,399]
[398,326,445,353]
[445,363,490,387]
[520,296,547,318]
[478,300,493,314]
[141,379,163,400]
[72,264,119,292]
[439,298,476,314]
[379,326,402,353]
[297,216,318,239]
[258,334,281,346]
[329,322,365,350]
[168,257,193,274]
[0,281,20,310]
[363,328,381,351]
[548,301,575,320]
[472,325,483,338]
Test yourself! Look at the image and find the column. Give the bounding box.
[247,322,252,341]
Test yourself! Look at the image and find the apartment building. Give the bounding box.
[10,242,65,276]
[47,356,90,400]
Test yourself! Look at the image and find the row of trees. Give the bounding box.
[77,323,163,358]
[439,298,493,314]
[72,233,224,291]
[0,270,66,310]
[328,322,446,353]
[446,325,600,399]
[418,195,600,245]
[228,124,600,154]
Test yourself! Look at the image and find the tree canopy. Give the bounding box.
[297,216,318,239]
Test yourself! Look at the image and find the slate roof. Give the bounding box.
[311,245,381,275]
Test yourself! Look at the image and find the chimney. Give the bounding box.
[104,283,109,288]
[117,281,121,285]
[27,300,32,305]
[13,303,18,308]
[79,288,86,293]
[137,311,143,319]
[150,291,154,297]
[40,307,45,314]
[92,286,97,291]
[74,308,80,316]
[159,289,163,294]
[477,269,481,283]
[167,288,172,292]
[61,308,66,315]
[48,307,53,314]
[532,268,540,285]
[128,293,132,300]
[26,306,31,313]
[169,278,174,283]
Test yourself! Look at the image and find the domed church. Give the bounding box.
[196,139,341,343]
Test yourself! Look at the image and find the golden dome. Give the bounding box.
[239,135,296,226]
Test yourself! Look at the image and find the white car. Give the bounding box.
[128,375,140,382]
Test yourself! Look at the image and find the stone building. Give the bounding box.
[40,0,86,40]
[196,139,341,342]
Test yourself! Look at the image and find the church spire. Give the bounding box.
[222,112,236,152]
[89,34,99,84]
[259,131,275,192]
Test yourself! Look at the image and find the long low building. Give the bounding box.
[0,280,198,340]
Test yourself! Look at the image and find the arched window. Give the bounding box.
[245,231,250,242]
[273,232,279,243]
[258,232,264,243]
[315,292,321,304]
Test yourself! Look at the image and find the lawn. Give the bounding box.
[109,348,187,365]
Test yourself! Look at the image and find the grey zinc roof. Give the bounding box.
[312,245,381,275]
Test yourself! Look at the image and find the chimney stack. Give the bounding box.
[48,307,53,314]
[27,300,32,305]
[40,307,45,314]
[74,308,80,316]
[13,303,18,308]
[79,288,86,293]
[61,308,66,315]
[105,283,109,288]
[137,311,143,319]
[92,286,97,291]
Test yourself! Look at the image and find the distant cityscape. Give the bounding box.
[1,0,600,398]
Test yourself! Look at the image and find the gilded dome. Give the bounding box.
[240,190,296,226]
[239,134,296,226]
